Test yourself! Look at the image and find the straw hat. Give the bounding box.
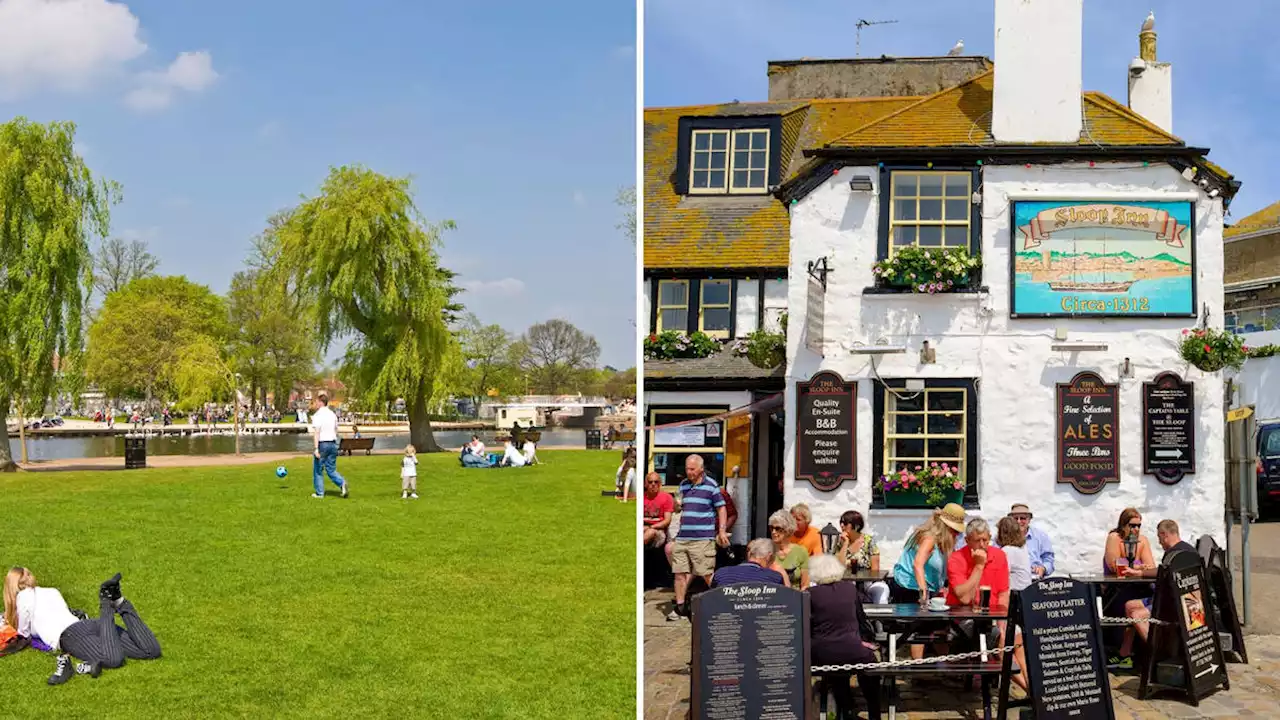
[938,503,967,533]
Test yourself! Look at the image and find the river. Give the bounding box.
[7,428,590,462]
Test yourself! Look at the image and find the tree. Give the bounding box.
[85,276,229,405]
[456,313,520,410]
[173,335,244,455]
[603,367,637,401]
[0,118,114,471]
[277,165,461,452]
[92,237,158,300]
[616,185,636,246]
[517,319,601,394]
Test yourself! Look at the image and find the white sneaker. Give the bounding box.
[311,493,324,499]
[410,492,419,499]
[401,492,408,499]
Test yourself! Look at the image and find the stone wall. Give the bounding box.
[1224,230,1280,284]
[766,57,990,101]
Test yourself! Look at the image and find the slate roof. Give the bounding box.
[1225,200,1280,239]
[643,351,786,382]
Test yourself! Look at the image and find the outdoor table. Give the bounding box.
[846,570,889,583]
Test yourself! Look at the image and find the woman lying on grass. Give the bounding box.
[3,568,161,685]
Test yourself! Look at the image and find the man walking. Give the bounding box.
[667,454,729,621]
[310,393,348,498]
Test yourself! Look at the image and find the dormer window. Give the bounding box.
[690,129,770,194]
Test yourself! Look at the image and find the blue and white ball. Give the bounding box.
[275,466,288,478]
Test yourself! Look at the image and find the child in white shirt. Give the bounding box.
[401,444,419,499]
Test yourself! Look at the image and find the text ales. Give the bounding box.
[1143,372,1195,484]
[1056,372,1120,494]
[795,371,856,491]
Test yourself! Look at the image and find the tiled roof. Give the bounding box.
[1225,200,1280,239]
[644,351,786,382]
[827,70,1182,148]
[644,97,917,270]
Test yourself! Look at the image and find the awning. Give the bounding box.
[649,393,784,430]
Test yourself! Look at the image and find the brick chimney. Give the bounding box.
[1127,12,1173,134]
[992,0,1083,143]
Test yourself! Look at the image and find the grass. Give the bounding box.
[0,450,634,719]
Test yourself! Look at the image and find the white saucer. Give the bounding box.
[927,605,950,612]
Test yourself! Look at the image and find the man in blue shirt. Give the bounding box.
[712,539,785,587]
[1008,503,1055,578]
[667,454,729,621]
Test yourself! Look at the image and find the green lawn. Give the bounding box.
[0,451,634,719]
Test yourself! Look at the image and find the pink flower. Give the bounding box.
[953,481,964,490]
[1182,329,1189,335]
[1204,344,1212,353]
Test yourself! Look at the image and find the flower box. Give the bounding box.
[883,488,965,508]
[872,246,981,294]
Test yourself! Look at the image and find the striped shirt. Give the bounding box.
[676,476,724,541]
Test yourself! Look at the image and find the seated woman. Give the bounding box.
[996,516,1033,592]
[766,510,809,589]
[888,503,965,659]
[1103,507,1156,667]
[808,554,882,720]
[499,440,527,468]
[836,510,890,604]
[3,568,161,685]
[616,448,636,502]
[521,440,539,465]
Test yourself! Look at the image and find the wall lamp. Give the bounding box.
[848,175,874,192]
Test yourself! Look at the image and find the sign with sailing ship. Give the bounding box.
[1010,200,1196,318]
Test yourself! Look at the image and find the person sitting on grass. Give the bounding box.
[3,568,161,685]
[521,440,539,465]
[401,444,419,499]
[616,448,636,502]
[711,539,784,587]
[500,440,527,467]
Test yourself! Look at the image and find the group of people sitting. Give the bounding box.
[457,435,539,468]
[0,569,161,685]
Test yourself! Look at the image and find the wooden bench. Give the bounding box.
[340,437,375,456]
[863,656,1016,720]
[604,430,636,449]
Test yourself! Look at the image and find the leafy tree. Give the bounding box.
[456,313,521,410]
[84,276,230,404]
[172,335,246,455]
[0,118,114,471]
[277,165,461,452]
[92,236,158,300]
[516,319,601,394]
[603,367,637,401]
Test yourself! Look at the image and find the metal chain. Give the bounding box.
[812,644,1021,673]
[1100,615,1171,626]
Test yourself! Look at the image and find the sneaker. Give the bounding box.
[341,483,349,498]
[75,660,101,678]
[311,493,324,499]
[401,492,408,499]
[48,654,74,685]
[1107,654,1133,669]
[665,604,685,622]
[99,573,122,604]
[409,492,418,499]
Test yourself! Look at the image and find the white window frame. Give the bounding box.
[688,128,770,195]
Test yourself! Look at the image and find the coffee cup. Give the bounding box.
[927,596,948,611]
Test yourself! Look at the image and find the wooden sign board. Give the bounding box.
[1056,372,1120,494]
[1139,552,1229,705]
[691,584,812,720]
[1143,372,1195,484]
[1204,545,1247,663]
[1000,578,1116,720]
[795,371,856,491]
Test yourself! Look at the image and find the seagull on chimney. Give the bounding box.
[947,39,964,56]
[1142,11,1154,31]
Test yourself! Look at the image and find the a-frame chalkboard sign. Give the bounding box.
[1139,551,1229,705]
[997,578,1116,720]
[1196,536,1247,663]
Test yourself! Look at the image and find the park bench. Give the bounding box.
[340,437,375,456]
[604,430,636,449]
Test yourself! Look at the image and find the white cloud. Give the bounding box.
[0,0,146,99]
[572,190,587,206]
[461,278,526,297]
[257,120,283,139]
[125,50,218,111]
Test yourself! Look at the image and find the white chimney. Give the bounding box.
[1128,12,1173,135]
[992,0,1083,143]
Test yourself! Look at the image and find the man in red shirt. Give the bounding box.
[946,518,1027,691]
[642,472,674,547]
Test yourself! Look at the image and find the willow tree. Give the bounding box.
[0,119,113,471]
[277,166,460,452]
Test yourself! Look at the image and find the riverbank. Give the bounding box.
[7,418,491,437]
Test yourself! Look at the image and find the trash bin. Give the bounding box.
[124,437,147,469]
[585,428,602,450]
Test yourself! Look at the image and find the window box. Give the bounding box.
[872,246,981,294]
[877,167,981,273]
[882,487,965,508]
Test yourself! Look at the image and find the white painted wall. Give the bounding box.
[1228,335,1280,422]
[736,279,760,335]
[992,0,1084,143]
[1129,61,1173,135]
[783,162,1226,576]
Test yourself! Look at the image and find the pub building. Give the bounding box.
[645,0,1239,572]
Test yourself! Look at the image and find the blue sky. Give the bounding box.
[646,0,1279,223]
[1,0,636,368]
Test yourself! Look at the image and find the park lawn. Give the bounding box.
[0,450,635,720]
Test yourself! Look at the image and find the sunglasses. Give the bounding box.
[1128,523,1142,529]
[1011,513,1032,520]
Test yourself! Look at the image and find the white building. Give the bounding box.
[778,2,1237,574]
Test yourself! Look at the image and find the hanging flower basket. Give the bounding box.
[644,330,720,361]
[877,463,966,507]
[872,246,980,293]
[1179,327,1246,372]
[733,328,786,370]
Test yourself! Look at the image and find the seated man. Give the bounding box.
[521,440,539,465]
[1118,519,1196,648]
[643,473,674,547]
[499,440,527,467]
[946,518,1027,691]
[711,539,784,587]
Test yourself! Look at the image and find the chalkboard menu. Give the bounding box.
[795,371,856,491]
[1140,552,1229,703]
[1018,578,1115,720]
[691,584,812,720]
[1143,372,1195,484]
[1056,372,1120,494]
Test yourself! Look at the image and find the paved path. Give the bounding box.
[644,589,1280,719]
